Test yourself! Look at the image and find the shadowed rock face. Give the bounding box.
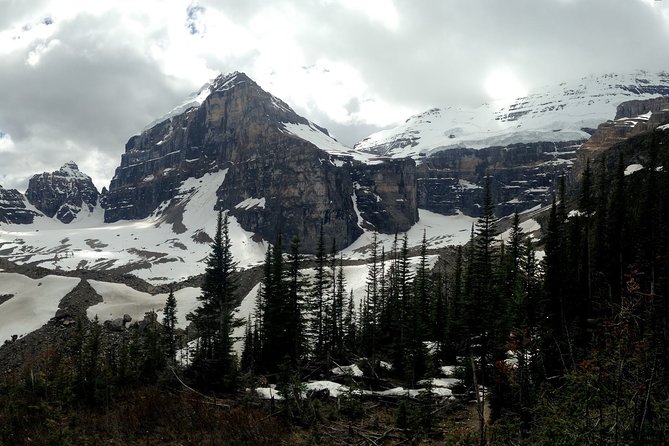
[25,161,99,223]
[0,185,39,224]
[104,72,417,252]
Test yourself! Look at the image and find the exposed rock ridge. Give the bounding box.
[25,161,99,223]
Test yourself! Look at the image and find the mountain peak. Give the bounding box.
[58,161,89,180]
[210,71,252,92]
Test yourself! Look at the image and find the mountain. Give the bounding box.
[25,161,100,224]
[356,71,669,216]
[0,185,39,224]
[104,71,417,252]
[356,71,669,158]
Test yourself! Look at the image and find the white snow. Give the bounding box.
[341,209,476,260]
[0,169,267,285]
[658,123,669,130]
[379,361,393,371]
[331,364,364,377]
[86,281,201,329]
[624,164,644,176]
[355,71,669,161]
[0,273,80,343]
[440,365,458,377]
[499,219,541,242]
[281,122,380,164]
[58,161,90,180]
[304,381,350,397]
[235,197,266,210]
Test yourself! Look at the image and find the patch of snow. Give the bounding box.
[281,122,380,164]
[0,273,80,343]
[331,364,363,377]
[341,209,476,260]
[440,365,458,377]
[379,361,393,371]
[86,281,201,329]
[304,381,350,398]
[624,164,644,176]
[499,219,541,242]
[235,197,266,210]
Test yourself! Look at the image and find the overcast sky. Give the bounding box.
[1,0,668,191]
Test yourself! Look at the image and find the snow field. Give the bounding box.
[0,273,80,343]
[341,208,477,260]
[0,170,267,285]
[86,280,201,329]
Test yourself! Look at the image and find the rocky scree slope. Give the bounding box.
[104,72,417,252]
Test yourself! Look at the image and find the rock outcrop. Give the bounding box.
[25,161,99,223]
[105,72,417,252]
[0,185,39,224]
[573,96,669,181]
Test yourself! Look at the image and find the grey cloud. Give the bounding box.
[1,0,669,190]
[0,11,194,189]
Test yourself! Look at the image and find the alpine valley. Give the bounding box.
[1,68,669,443]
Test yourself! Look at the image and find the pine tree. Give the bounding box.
[310,225,330,361]
[187,210,240,388]
[240,316,254,373]
[285,236,307,366]
[261,234,288,372]
[162,287,178,365]
[361,232,380,359]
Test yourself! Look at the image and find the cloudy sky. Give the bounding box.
[1,0,668,191]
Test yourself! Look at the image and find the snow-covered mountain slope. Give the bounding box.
[356,71,669,159]
[0,170,267,284]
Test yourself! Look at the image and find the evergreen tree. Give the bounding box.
[187,210,240,388]
[310,225,330,361]
[285,236,307,366]
[162,287,178,365]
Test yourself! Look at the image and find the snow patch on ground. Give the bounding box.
[341,209,476,260]
[624,163,644,176]
[499,219,541,242]
[86,281,201,329]
[0,170,267,285]
[0,273,80,343]
[331,364,364,377]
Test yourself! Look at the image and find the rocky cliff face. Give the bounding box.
[573,96,669,182]
[413,141,578,216]
[25,162,99,223]
[352,158,419,232]
[0,185,39,224]
[105,72,417,252]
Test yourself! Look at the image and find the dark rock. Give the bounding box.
[104,72,417,252]
[417,141,580,217]
[25,161,99,223]
[0,185,39,224]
